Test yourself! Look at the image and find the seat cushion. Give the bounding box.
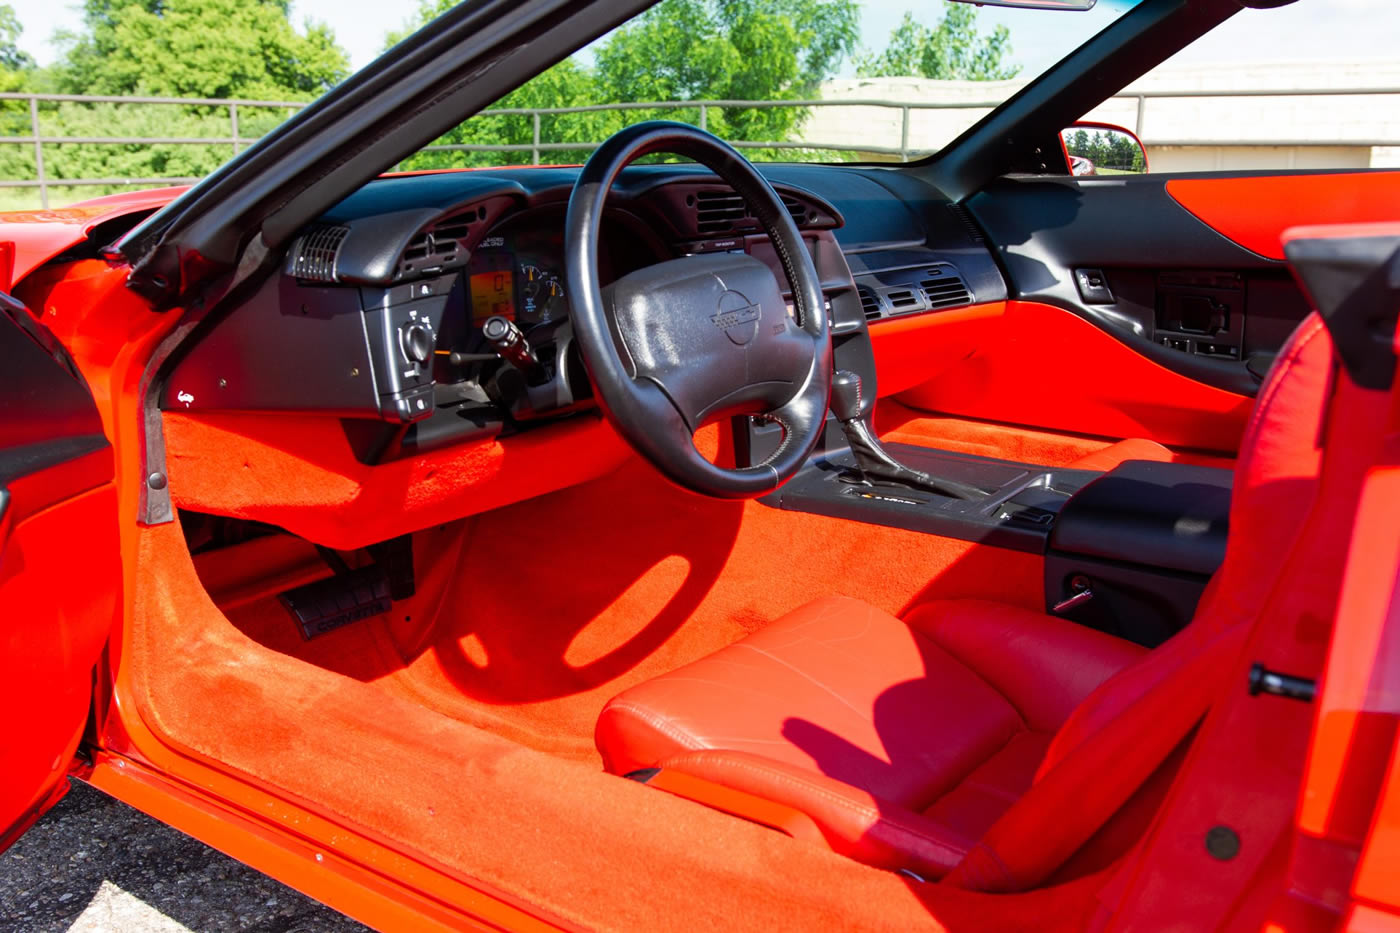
[596,596,1145,874]
[1067,438,1173,472]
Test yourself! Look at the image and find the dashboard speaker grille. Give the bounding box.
[947,203,986,244]
[291,225,349,283]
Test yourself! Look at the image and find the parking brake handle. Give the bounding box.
[829,370,984,501]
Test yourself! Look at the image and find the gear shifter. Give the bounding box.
[829,370,985,500]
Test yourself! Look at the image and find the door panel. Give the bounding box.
[886,300,1253,453]
[0,291,118,851]
[881,170,1400,454]
[1166,172,1400,261]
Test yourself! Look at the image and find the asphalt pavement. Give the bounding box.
[0,779,368,932]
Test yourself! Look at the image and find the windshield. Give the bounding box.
[397,0,1144,170]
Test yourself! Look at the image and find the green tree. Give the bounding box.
[857,4,1018,81]
[0,3,34,73]
[0,4,36,191]
[592,0,860,141]
[53,0,348,100]
[394,0,860,169]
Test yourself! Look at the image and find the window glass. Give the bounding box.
[399,0,1146,169]
[1075,1,1400,173]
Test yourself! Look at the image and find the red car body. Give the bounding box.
[3,1,1400,930]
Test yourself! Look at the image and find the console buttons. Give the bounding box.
[1195,342,1240,360]
[388,384,434,423]
[400,321,435,364]
[1074,268,1114,304]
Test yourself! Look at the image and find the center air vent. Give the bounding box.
[290,225,349,283]
[855,264,973,322]
[692,188,808,235]
[919,268,972,309]
[886,289,920,310]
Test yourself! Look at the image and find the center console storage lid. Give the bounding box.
[1050,460,1232,576]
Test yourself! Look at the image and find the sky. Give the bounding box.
[5,0,1396,77]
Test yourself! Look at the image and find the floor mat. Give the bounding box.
[208,457,1045,764]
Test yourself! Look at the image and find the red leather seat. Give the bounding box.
[596,314,1334,889]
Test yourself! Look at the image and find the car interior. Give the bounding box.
[8,0,1400,928]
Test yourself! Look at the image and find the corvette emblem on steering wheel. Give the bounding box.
[711,289,762,346]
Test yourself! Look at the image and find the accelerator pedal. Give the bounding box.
[279,565,392,640]
[278,535,415,640]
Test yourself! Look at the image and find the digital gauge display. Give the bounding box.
[462,227,571,334]
[469,255,515,323]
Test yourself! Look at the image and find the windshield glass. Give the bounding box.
[398,0,1144,170]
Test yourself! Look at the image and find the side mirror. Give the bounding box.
[1059,122,1149,175]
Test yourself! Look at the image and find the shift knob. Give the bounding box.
[830,370,863,423]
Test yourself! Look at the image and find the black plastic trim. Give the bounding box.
[1050,460,1232,577]
[1285,231,1400,390]
[766,438,1100,554]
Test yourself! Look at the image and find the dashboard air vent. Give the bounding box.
[856,285,881,320]
[780,193,807,223]
[886,289,920,310]
[291,225,349,283]
[947,203,986,244]
[399,213,476,276]
[695,189,747,234]
[692,188,809,235]
[919,269,972,309]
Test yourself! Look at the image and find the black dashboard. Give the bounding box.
[160,163,1005,462]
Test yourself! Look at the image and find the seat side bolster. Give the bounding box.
[596,700,708,776]
[661,749,974,880]
[906,600,1147,732]
[946,623,1248,893]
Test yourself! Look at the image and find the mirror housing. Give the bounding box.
[1060,121,1149,175]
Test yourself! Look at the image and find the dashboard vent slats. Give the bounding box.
[291,225,349,283]
[856,265,973,322]
[692,187,811,235]
[780,194,807,223]
[856,285,881,320]
[399,213,475,277]
[695,189,748,234]
[886,289,919,309]
[920,269,972,310]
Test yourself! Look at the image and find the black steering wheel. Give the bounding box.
[565,122,832,498]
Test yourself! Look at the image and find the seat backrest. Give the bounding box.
[945,313,1336,892]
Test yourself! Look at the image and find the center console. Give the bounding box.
[756,403,1232,648]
